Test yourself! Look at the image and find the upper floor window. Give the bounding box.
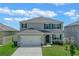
[44,24,62,29]
[53,24,56,29]
[49,24,52,29]
[59,24,62,29]
[44,24,49,29]
[21,23,27,28]
[57,24,61,29]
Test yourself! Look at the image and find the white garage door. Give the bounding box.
[20,36,41,46]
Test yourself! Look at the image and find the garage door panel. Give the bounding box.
[20,36,41,46]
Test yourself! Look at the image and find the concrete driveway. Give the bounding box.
[12,47,42,56]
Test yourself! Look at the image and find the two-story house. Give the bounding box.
[15,17,64,46]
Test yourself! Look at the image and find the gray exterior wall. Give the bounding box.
[0,31,17,45]
[20,23,63,38]
[20,22,63,36]
[20,22,63,32]
[64,25,79,46]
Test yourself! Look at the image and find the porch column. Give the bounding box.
[41,34,45,45]
[50,34,52,44]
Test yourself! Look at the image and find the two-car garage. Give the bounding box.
[17,29,44,47]
[20,35,42,46]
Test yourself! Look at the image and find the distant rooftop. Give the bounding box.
[65,21,79,27]
[0,23,17,31]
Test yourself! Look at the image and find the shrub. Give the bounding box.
[52,41,63,45]
[69,44,75,56]
[65,45,68,51]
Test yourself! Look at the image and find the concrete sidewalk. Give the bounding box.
[12,47,42,56]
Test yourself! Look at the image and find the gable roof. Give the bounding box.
[65,21,79,27]
[19,28,44,34]
[19,28,52,35]
[20,17,63,23]
[0,23,17,31]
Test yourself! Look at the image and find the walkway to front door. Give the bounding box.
[12,47,42,56]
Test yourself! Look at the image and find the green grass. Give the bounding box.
[42,45,79,56]
[0,35,17,56]
[0,42,17,56]
[75,49,79,56]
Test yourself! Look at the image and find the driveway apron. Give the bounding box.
[12,47,42,56]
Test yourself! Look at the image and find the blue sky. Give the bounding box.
[0,3,79,30]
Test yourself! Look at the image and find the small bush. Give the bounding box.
[52,41,63,45]
[65,45,68,51]
[69,44,75,56]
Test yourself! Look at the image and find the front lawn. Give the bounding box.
[0,42,17,56]
[0,35,17,56]
[42,45,79,56]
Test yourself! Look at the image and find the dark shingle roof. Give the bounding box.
[0,23,17,31]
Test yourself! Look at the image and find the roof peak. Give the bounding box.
[20,16,63,23]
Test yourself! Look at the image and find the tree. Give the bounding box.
[69,44,75,56]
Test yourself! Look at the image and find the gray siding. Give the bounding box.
[64,25,79,46]
[20,23,63,32]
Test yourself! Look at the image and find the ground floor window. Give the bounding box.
[44,34,63,45]
[52,34,59,40]
[52,34,62,40]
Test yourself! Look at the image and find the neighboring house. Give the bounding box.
[15,17,64,46]
[64,21,79,46]
[0,23,17,45]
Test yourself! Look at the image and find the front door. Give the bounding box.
[45,35,50,43]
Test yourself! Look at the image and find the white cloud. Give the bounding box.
[76,15,79,17]
[0,7,26,16]
[0,7,57,18]
[30,8,57,17]
[4,17,30,21]
[64,10,77,17]
[11,10,26,16]
[0,7,11,14]
[4,18,13,21]
[64,9,79,21]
